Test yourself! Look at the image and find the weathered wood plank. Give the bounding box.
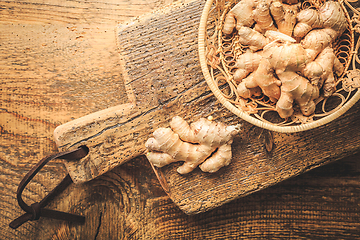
[54,0,360,214]
[2,0,360,239]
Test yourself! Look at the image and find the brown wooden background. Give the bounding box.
[1,0,360,239]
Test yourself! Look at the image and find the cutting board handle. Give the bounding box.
[54,103,134,149]
[54,103,147,183]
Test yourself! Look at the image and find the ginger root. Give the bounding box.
[145,116,240,174]
[223,0,260,35]
[293,8,322,38]
[254,1,277,34]
[233,51,263,82]
[224,0,299,36]
[276,71,319,118]
[303,47,344,97]
[270,1,299,36]
[238,27,269,52]
[225,0,347,118]
[237,57,282,102]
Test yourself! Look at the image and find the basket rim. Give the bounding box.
[198,0,360,133]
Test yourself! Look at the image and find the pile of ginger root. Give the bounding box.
[225,0,348,118]
[146,116,240,174]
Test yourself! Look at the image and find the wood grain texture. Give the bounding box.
[1,0,360,239]
[54,0,360,214]
[48,154,360,239]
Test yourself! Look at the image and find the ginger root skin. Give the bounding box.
[270,1,299,37]
[321,1,348,34]
[254,0,277,34]
[276,71,319,118]
[303,47,344,97]
[294,1,346,40]
[224,0,299,37]
[237,57,282,102]
[265,41,310,73]
[223,0,259,35]
[145,116,240,174]
[293,8,322,38]
[233,51,263,83]
[235,40,344,118]
[238,27,269,52]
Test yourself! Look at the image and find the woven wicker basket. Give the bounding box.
[198,0,360,132]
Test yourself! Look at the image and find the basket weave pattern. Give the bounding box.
[199,0,360,132]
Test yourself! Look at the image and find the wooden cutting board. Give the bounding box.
[54,0,360,214]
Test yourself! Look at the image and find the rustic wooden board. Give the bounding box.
[54,0,225,183]
[54,0,360,214]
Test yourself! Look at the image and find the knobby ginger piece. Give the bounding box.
[223,0,259,35]
[238,27,269,51]
[303,47,344,97]
[233,51,263,83]
[270,1,299,37]
[276,71,319,118]
[237,57,282,102]
[145,116,240,174]
[254,0,277,34]
[293,8,322,38]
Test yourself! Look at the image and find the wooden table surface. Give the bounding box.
[1,0,360,239]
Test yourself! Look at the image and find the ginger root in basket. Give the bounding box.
[145,116,240,174]
[228,1,347,118]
